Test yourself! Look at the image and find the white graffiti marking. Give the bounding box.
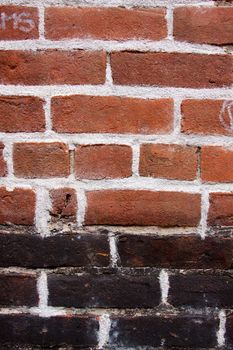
[0,12,35,33]
[219,100,233,133]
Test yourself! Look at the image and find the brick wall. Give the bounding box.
[0,0,232,348]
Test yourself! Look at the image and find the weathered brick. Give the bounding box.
[85,190,201,227]
[208,192,233,227]
[139,144,198,180]
[170,271,233,307]
[109,313,218,348]
[45,7,167,41]
[75,145,132,179]
[201,146,233,183]
[13,142,70,178]
[0,233,109,268]
[0,143,7,177]
[226,314,233,346]
[111,52,232,88]
[0,314,98,347]
[117,234,233,268]
[0,274,38,307]
[181,99,233,136]
[48,270,160,308]
[0,187,35,225]
[0,96,45,132]
[0,50,106,85]
[52,95,173,134]
[174,7,233,45]
[50,188,77,223]
[0,6,39,40]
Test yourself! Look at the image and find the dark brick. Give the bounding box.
[226,314,233,346]
[48,270,160,308]
[170,271,233,308]
[0,314,98,347]
[0,232,109,268]
[0,274,38,307]
[117,234,233,268]
[109,313,218,348]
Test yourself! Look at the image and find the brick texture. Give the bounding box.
[0,143,7,176]
[208,192,233,227]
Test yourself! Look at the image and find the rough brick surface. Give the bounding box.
[0,50,106,85]
[174,7,233,45]
[181,99,233,136]
[0,96,45,132]
[13,142,70,178]
[45,7,167,41]
[208,192,233,227]
[86,190,201,226]
[50,188,77,223]
[0,143,7,176]
[0,187,35,225]
[139,144,198,180]
[0,6,39,40]
[52,95,173,134]
[201,146,233,183]
[0,274,38,307]
[75,144,132,179]
[111,52,232,88]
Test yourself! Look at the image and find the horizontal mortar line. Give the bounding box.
[2,133,233,147]
[0,39,228,55]
[2,177,233,192]
[0,85,232,99]
[0,0,217,7]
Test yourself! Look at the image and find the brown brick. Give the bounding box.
[0,96,45,132]
[208,192,233,227]
[45,7,167,41]
[139,144,198,180]
[0,143,7,176]
[174,7,233,45]
[201,146,233,182]
[85,190,201,226]
[50,188,77,222]
[75,145,132,179]
[0,187,35,225]
[0,6,39,40]
[13,142,70,178]
[117,234,233,269]
[0,274,38,307]
[52,95,173,134]
[111,52,232,88]
[181,99,233,136]
[0,50,106,85]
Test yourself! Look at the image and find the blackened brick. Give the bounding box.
[0,233,109,268]
[48,270,160,308]
[117,234,233,268]
[170,271,233,308]
[109,313,218,348]
[0,314,98,347]
[0,274,38,307]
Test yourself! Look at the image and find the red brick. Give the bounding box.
[111,52,232,88]
[75,145,132,179]
[139,144,198,181]
[201,146,233,183]
[0,6,39,40]
[50,188,77,222]
[0,50,106,85]
[0,143,6,177]
[45,7,167,41]
[181,99,233,136]
[0,96,45,132]
[85,190,201,226]
[208,192,233,227]
[0,187,35,225]
[13,143,70,178]
[52,95,173,134]
[174,7,233,45]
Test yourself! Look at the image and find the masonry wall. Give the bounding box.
[0,0,232,348]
